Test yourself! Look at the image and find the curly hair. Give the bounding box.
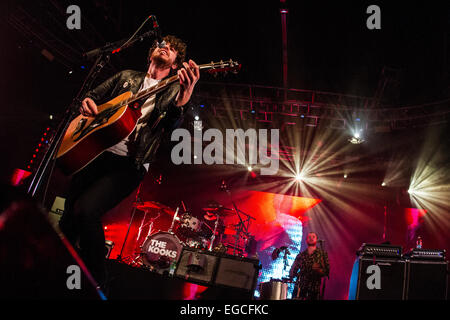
[147,35,187,68]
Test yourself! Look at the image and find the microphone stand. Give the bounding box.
[26,17,160,205]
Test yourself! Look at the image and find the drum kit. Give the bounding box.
[116,191,256,274]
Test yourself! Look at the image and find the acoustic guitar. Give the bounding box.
[56,60,240,175]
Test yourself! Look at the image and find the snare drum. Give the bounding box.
[141,231,183,273]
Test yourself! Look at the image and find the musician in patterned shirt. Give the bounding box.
[289,232,330,300]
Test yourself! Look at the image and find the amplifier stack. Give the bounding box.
[349,243,448,300]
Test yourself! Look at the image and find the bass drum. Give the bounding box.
[141,231,183,274]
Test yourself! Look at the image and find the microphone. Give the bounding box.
[150,15,166,48]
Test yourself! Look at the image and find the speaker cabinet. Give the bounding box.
[214,255,260,291]
[348,257,406,300]
[175,247,219,284]
[405,260,448,300]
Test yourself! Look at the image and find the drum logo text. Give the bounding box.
[147,239,178,258]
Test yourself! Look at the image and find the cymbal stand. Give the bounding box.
[168,207,180,234]
[130,211,161,266]
[229,204,256,256]
[145,212,160,239]
[136,210,148,246]
[208,214,220,251]
[220,180,255,256]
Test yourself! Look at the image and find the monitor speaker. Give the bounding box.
[214,255,260,291]
[175,247,219,284]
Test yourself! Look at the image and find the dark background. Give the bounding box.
[1,1,449,300]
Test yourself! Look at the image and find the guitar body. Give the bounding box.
[56,91,141,175]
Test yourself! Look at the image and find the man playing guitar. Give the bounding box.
[58,35,200,292]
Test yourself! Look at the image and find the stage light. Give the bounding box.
[344,174,348,179]
[348,128,364,144]
[194,115,200,121]
[381,182,386,187]
[247,166,253,172]
[295,172,305,182]
[193,120,202,131]
[348,135,364,145]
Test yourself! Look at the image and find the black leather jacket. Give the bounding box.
[84,69,189,169]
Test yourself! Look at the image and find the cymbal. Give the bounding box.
[202,207,235,216]
[134,201,175,215]
[204,214,217,221]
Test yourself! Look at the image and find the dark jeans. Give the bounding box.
[59,152,145,286]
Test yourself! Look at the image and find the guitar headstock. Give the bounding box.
[202,59,241,76]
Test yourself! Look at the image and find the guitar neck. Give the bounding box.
[128,63,213,105]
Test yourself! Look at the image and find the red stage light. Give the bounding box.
[11,168,32,186]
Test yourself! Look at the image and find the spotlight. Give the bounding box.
[381,182,386,187]
[348,136,364,144]
[247,166,253,172]
[194,115,200,121]
[349,129,364,144]
[295,172,304,182]
[344,174,348,179]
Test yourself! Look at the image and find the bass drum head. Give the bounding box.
[141,231,183,273]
